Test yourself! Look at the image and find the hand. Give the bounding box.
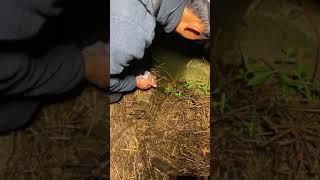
[136,73,157,90]
[82,41,109,88]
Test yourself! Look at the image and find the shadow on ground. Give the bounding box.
[213,0,320,179]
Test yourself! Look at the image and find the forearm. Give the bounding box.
[110,75,136,93]
[0,45,85,97]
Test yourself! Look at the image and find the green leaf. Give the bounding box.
[295,62,307,78]
[281,85,294,96]
[301,85,312,99]
[280,74,296,87]
[282,47,297,57]
[247,71,273,86]
[254,66,269,72]
[246,57,257,67]
[220,93,226,113]
[286,58,296,63]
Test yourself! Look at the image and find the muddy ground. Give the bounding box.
[212,0,320,179]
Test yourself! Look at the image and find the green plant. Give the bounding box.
[240,51,320,99]
[197,81,210,93]
[184,81,195,89]
[212,78,231,114]
[164,84,182,97]
[240,64,275,87]
[279,62,316,99]
[248,68,275,87]
[274,47,298,64]
[212,91,231,114]
[184,80,210,93]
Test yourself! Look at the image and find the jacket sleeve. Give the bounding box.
[0,45,85,97]
[110,0,155,83]
[110,75,136,93]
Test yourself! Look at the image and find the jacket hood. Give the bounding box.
[155,0,186,33]
[138,0,186,33]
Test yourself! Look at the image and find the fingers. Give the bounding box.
[136,73,158,90]
[148,73,157,87]
[150,79,157,88]
[145,79,156,89]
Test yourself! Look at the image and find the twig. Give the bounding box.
[262,129,292,146]
[111,159,122,180]
[4,132,17,178]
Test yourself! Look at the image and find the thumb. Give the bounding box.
[151,82,157,88]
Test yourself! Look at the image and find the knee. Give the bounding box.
[0,100,39,133]
[0,54,27,82]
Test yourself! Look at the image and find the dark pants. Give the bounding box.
[0,100,39,133]
[110,93,123,104]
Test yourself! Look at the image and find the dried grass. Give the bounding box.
[0,86,107,180]
[110,84,210,179]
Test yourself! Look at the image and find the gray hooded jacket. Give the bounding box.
[110,0,186,92]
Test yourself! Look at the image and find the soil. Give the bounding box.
[212,0,320,179]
